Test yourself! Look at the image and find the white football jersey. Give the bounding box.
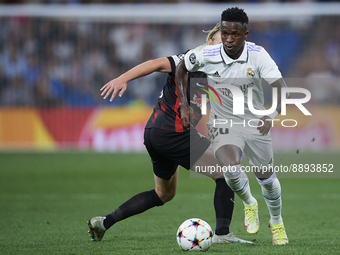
[184,42,282,126]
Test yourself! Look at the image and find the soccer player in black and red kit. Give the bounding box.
[88,23,252,245]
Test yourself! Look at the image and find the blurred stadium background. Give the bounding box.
[1,2,340,254]
[0,1,340,152]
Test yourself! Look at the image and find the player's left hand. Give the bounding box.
[100,77,127,102]
[257,116,272,136]
[179,104,192,130]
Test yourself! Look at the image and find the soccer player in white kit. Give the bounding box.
[175,7,288,245]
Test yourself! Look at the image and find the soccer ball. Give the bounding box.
[176,218,213,252]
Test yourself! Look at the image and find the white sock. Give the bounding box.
[224,165,256,206]
[257,173,283,225]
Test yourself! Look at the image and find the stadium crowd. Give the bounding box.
[0,14,339,107]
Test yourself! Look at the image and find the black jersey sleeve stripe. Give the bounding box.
[167,56,176,76]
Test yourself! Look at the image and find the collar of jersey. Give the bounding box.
[220,43,248,65]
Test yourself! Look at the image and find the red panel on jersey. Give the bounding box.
[174,87,184,132]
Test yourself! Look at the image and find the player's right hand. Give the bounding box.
[100,78,127,102]
[180,104,192,130]
[257,115,272,136]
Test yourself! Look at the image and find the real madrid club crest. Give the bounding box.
[246,67,255,78]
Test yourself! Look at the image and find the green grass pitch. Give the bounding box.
[0,151,339,254]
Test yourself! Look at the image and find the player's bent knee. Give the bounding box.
[254,167,275,180]
[215,145,242,167]
[216,153,241,167]
[155,189,176,203]
[219,159,241,168]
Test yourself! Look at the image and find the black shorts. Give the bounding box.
[143,127,210,180]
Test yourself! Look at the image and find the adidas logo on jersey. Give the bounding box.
[211,71,220,77]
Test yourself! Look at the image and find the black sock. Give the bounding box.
[214,177,235,235]
[103,189,164,229]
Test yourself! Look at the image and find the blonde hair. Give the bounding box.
[204,22,221,43]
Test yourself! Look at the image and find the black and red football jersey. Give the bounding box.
[145,54,207,132]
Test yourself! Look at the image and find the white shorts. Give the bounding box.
[207,124,273,168]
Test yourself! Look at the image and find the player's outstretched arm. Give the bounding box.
[175,60,190,130]
[100,57,171,102]
[257,78,288,135]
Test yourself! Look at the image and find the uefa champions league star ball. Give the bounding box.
[176,218,213,252]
